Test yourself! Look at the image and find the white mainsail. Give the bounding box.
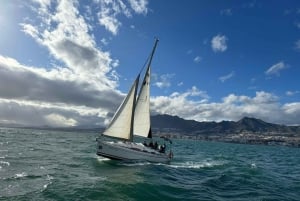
[103,76,139,140]
[134,66,151,138]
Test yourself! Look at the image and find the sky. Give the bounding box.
[0,0,300,127]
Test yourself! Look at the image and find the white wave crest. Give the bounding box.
[121,161,151,166]
[43,175,54,190]
[96,156,111,162]
[0,160,10,166]
[15,172,28,178]
[169,160,225,169]
[251,163,257,169]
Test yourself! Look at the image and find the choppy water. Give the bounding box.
[1,127,300,201]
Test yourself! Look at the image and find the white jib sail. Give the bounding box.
[103,77,139,140]
[134,66,151,138]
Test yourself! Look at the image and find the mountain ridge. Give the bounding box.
[151,114,300,136]
[1,114,299,136]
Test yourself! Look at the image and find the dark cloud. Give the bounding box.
[0,100,105,127]
[0,63,122,110]
[53,39,101,72]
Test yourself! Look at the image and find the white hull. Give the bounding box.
[96,139,172,163]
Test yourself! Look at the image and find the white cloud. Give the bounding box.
[193,56,202,63]
[0,98,109,127]
[97,2,122,35]
[286,91,300,96]
[152,90,300,125]
[128,0,148,14]
[20,0,121,88]
[154,82,170,88]
[97,0,132,35]
[153,73,175,89]
[211,34,228,52]
[45,113,77,127]
[151,86,209,117]
[177,82,183,86]
[19,23,39,39]
[265,61,288,76]
[220,8,232,16]
[0,55,123,124]
[219,71,235,82]
[32,0,51,8]
[101,38,109,45]
[96,0,148,35]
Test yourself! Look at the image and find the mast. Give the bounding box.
[145,38,159,134]
[134,38,159,138]
[142,38,159,74]
[148,38,159,71]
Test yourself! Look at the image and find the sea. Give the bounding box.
[0,127,300,201]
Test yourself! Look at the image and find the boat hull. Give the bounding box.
[96,139,172,163]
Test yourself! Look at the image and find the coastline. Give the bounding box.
[154,132,300,148]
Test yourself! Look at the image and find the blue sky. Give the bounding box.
[0,0,300,127]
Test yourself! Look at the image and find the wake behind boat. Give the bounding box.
[96,39,173,163]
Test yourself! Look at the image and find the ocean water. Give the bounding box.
[1,127,300,201]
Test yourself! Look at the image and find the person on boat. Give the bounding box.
[143,141,148,147]
[154,141,158,150]
[160,143,166,153]
[149,141,154,148]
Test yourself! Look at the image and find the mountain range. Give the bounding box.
[1,114,300,136]
[151,114,300,136]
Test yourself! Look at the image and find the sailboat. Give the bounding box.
[96,39,173,163]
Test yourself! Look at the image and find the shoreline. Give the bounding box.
[154,132,300,148]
